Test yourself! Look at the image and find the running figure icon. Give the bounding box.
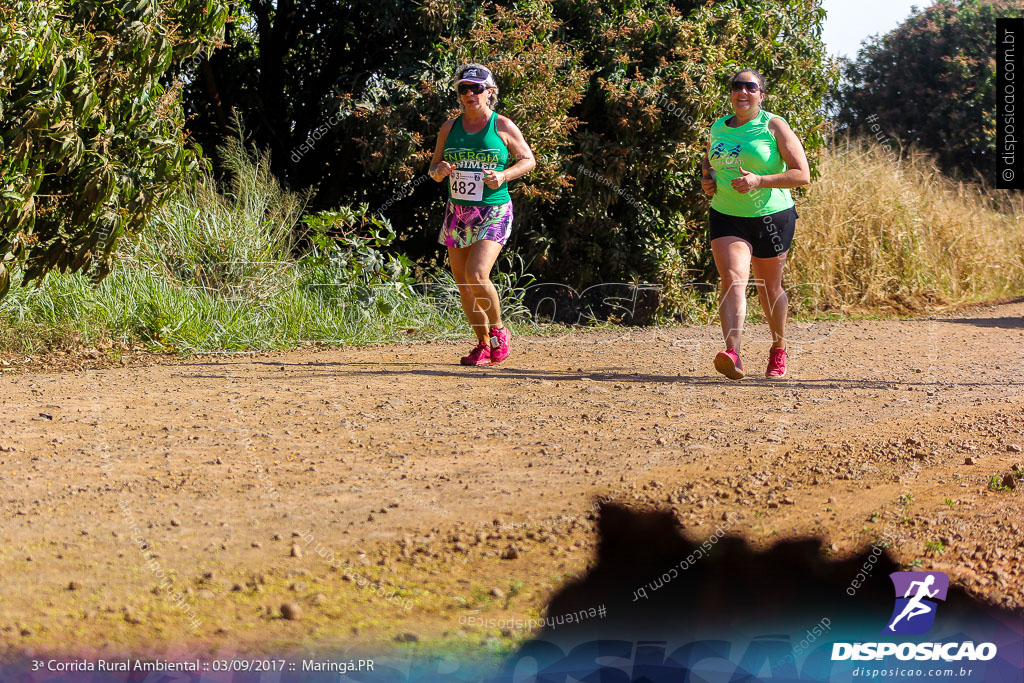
[882,571,949,635]
[888,575,939,631]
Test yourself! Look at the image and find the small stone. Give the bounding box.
[311,593,327,605]
[272,533,282,541]
[170,519,181,527]
[281,602,302,621]
[198,589,215,600]
[290,544,302,558]
[68,581,82,591]
[123,607,141,624]
[489,587,505,599]
[964,457,975,465]
[251,541,262,548]
[1001,474,1016,490]
[395,632,419,643]
[290,581,308,592]
[501,545,519,560]
[231,583,244,592]
[1007,445,1022,454]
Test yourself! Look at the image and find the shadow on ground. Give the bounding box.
[495,503,1022,682]
[941,317,1024,329]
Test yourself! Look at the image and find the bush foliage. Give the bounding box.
[0,0,227,299]
[0,137,541,352]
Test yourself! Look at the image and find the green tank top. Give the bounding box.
[443,112,511,206]
[708,109,794,217]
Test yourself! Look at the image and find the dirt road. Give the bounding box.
[1,301,1022,658]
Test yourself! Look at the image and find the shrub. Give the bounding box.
[0,0,228,299]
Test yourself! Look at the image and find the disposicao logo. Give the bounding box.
[883,571,948,635]
[831,571,998,663]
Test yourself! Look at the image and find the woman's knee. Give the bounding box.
[719,272,749,296]
[761,285,788,311]
[465,267,493,285]
[758,278,786,299]
[450,270,470,289]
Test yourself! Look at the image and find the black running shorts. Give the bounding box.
[708,206,797,258]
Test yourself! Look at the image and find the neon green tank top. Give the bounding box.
[443,112,511,206]
[708,109,794,217]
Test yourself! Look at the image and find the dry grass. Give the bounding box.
[789,138,1024,314]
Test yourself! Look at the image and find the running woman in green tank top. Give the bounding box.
[428,63,536,366]
[442,108,511,207]
[700,68,810,380]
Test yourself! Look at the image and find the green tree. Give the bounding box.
[0,0,228,299]
[181,0,467,197]
[836,0,1022,178]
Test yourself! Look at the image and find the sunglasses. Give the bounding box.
[731,81,761,93]
[458,83,487,95]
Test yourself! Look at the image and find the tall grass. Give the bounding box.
[0,139,537,353]
[790,139,1024,313]
[2,136,1019,353]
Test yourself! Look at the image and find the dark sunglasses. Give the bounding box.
[458,83,487,95]
[731,80,761,93]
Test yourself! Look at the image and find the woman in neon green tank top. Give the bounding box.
[701,69,811,380]
[428,63,536,366]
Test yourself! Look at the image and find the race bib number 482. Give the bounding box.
[450,169,484,202]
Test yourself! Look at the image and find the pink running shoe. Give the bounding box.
[766,346,787,379]
[460,342,491,366]
[489,326,510,363]
[714,348,745,380]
